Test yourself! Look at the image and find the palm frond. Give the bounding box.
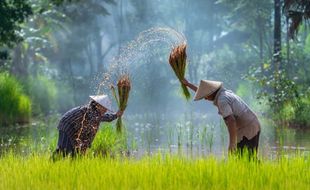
[284,0,310,38]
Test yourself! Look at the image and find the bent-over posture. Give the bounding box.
[182,79,261,156]
[54,95,123,157]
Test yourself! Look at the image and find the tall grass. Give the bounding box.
[0,72,31,125]
[0,153,308,190]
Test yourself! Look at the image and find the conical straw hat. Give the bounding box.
[89,94,112,111]
[193,80,223,101]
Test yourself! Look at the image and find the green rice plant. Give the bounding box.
[176,122,183,155]
[199,125,207,152]
[0,72,31,125]
[145,125,152,155]
[207,124,215,152]
[0,153,308,190]
[91,123,127,157]
[186,121,195,153]
[167,124,174,153]
[111,75,131,133]
[129,135,138,152]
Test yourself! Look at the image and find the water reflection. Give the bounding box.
[0,113,309,158]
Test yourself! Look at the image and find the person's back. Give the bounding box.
[181,78,261,156]
[214,88,260,143]
[53,95,122,157]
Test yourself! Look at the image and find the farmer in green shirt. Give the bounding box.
[181,79,261,156]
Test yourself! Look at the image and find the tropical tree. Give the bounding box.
[284,0,310,38]
[0,0,32,47]
[9,0,69,76]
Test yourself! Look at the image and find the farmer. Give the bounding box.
[53,94,123,157]
[181,79,261,156]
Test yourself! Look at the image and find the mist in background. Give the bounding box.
[29,0,270,117]
[1,0,310,156]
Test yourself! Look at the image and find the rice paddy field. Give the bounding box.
[3,0,310,190]
[0,118,309,190]
[0,153,308,190]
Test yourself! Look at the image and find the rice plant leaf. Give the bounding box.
[110,85,120,107]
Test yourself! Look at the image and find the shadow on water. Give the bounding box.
[0,113,309,158]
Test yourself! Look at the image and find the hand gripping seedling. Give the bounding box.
[111,74,131,133]
[169,43,190,100]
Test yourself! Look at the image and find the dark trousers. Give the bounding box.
[52,131,75,158]
[237,131,260,158]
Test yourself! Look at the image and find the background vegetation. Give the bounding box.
[1,0,310,129]
[0,72,31,125]
[0,2,309,189]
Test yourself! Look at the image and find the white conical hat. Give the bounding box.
[89,94,112,111]
[193,80,223,101]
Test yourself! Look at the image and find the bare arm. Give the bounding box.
[224,115,238,152]
[181,78,198,92]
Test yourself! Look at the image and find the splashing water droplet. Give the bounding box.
[97,27,186,95]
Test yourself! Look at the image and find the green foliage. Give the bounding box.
[293,94,310,127]
[272,102,296,126]
[248,63,310,128]
[0,0,80,47]
[26,75,57,115]
[284,0,310,38]
[0,72,31,125]
[245,30,310,128]
[0,0,33,47]
[0,153,309,189]
[91,124,127,157]
[247,65,299,107]
[50,0,76,6]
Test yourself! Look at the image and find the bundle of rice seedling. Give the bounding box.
[111,75,131,132]
[169,43,190,100]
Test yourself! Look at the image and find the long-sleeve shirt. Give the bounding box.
[57,105,117,152]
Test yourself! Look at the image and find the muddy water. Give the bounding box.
[125,114,310,158]
[0,114,309,158]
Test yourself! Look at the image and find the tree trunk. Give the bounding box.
[286,16,290,79]
[98,43,115,73]
[257,15,264,76]
[273,0,281,103]
[85,36,94,76]
[11,44,28,77]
